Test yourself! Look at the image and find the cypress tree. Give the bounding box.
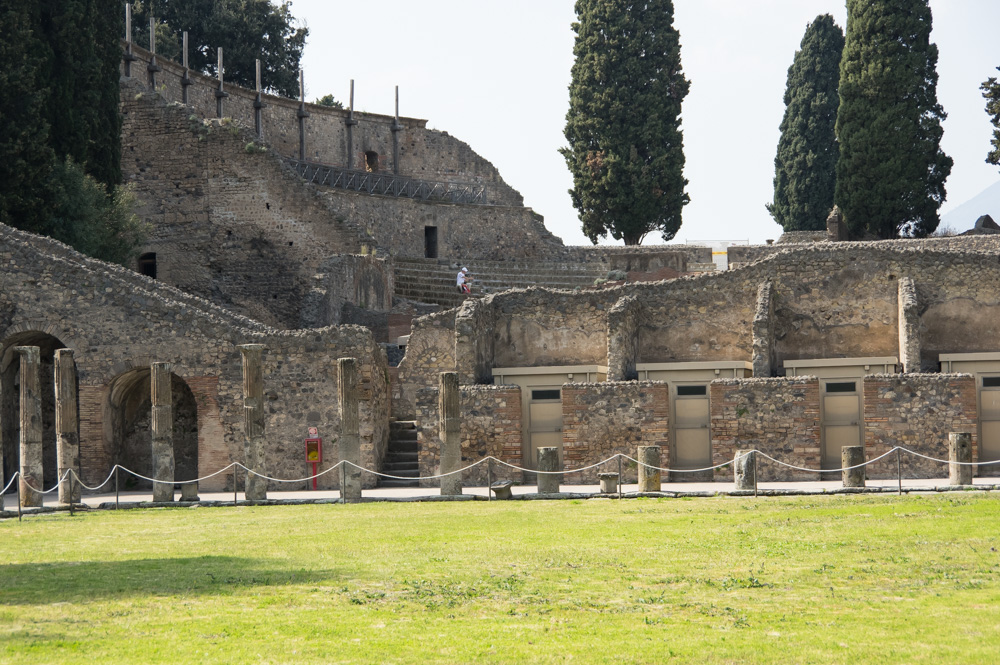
[561,0,689,245]
[835,0,952,238]
[0,4,55,233]
[984,68,1000,170]
[767,15,844,232]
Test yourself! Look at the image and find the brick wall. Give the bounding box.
[710,378,821,481]
[864,374,978,479]
[561,382,670,483]
[415,385,522,486]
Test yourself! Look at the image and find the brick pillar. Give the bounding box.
[949,432,973,486]
[15,346,43,507]
[54,349,80,504]
[338,358,362,501]
[841,446,865,488]
[537,447,561,494]
[439,372,462,496]
[637,445,661,492]
[151,362,174,502]
[239,344,268,501]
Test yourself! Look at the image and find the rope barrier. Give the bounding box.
[5,446,1000,499]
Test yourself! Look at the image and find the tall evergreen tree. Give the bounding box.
[835,0,952,239]
[767,15,844,232]
[131,0,308,99]
[561,0,689,245]
[984,68,1000,170]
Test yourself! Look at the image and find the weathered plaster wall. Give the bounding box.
[864,374,977,479]
[0,224,388,492]
[710,378,821,482]
[561,382,669,484]
[415,385,522,486]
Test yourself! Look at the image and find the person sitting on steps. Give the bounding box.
[456,266,472,294]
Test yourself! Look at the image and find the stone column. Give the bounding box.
[54,349,80,504]
[537,447,561,494]
[751,281,775,378]
[637,445,661,492]
[607,296,640,381]
[338,357,362,501]
[734,450,756,491]
[898,277,921,373]
[239,344,268,501]
[15,346,43,507]
[949,432,973,485]
[438,372,462,496]
[150,362,174,502]
[841,445,865,488]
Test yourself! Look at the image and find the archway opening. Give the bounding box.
[1,332,68,493]
[109,368,198,490]
[364,151,379,173]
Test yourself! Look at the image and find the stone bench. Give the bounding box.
[490,479,514,500]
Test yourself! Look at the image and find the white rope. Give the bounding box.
[237,461,344,483]
[487,456,618,476]
[897,446,1000,467]
[18,469,71,495]
[1,472,18,495]
[617,453,734,474]
[347,458,489,480]
[752,447,901,474]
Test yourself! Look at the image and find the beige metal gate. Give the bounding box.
[820,379,862,471]
[979,376,1000,465]
[528,387,563,467]
[673,384,711,470]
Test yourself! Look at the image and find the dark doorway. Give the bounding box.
[138,253,157,279]
[365,151,379,173]
[424,226,438,259]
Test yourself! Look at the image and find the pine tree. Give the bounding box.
[561,0,689,245]
[767,15,843,232]
[835,0,952,239]
[984,68,1000,170]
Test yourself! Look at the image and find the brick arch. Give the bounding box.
[0,330,70,492]
[105,366,199,491]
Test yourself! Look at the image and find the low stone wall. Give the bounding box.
[415,385,522,486]
[394,310,457,418]
[710,378,821,482]
[561,382,669,483]
[864,374,978,479]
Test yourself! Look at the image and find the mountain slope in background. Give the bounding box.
[941,180,1000,232]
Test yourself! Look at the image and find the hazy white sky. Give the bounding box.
[292,0,1000,246]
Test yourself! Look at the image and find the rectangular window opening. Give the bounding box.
[531,389,561,401]
[983,377,1000,388]
[825,382,857,393]
[676,385,707,397]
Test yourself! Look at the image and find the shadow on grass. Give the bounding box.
[0,556,340,605]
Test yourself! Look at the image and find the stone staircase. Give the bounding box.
[393,257,611,308]
[379,420,420,488]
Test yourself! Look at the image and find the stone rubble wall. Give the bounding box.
[0,223,388,492]
[561,382,670,484]
[415,385,522,486]
[863,374,978,479]
[300,254,393,328]
[394,310,457,419]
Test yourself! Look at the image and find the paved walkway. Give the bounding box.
[4,476,1000,514]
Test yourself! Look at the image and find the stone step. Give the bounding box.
[389,420,417,430]
[385,451,418,463]
[378,478,420,488]
[382,460,420,472]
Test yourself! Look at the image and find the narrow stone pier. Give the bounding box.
[734,450,756,491]
[949,432,973,485]
[151,362,175,502]
[16,346,43,507]
[239,344,268,501]
[537,447,561,494]
[338,357,362,501]
[638,445,661,492]
[439,372,462,496]
[54,349,80,504]
[841,446,865,488]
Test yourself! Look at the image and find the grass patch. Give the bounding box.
[2,494,1000,663]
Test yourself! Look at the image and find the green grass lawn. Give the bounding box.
[2,494,1000,664]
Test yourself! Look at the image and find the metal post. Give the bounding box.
[215,47,228,117]
[346,79,357,167]
[123,4,137,77]
[297,70,309,161]
[487,458,492,503]
[147,17,160,88]
[69,472,75,517]
[16,474,22,522]
[897,448,902,496]
[340,463,347,504]
[181,31,191,104]
[115,466,119,509]
[753,450,759,498]
[391,85,402,174]
[254,59,265,139]
[618,454,623,499]
[234,466,238,506]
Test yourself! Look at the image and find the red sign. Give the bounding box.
[305,438,323,463]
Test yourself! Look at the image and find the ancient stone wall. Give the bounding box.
[0,223,388,492]
[710,377,822,482]
[126,45,523,205]
[394,310,457,418]
[863,374,977,479]
[415,385,522,486]
[561,382,669,484]
[300,254,393,328]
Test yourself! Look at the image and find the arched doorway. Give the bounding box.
[108,368,198,491]
[1,332,68,493]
